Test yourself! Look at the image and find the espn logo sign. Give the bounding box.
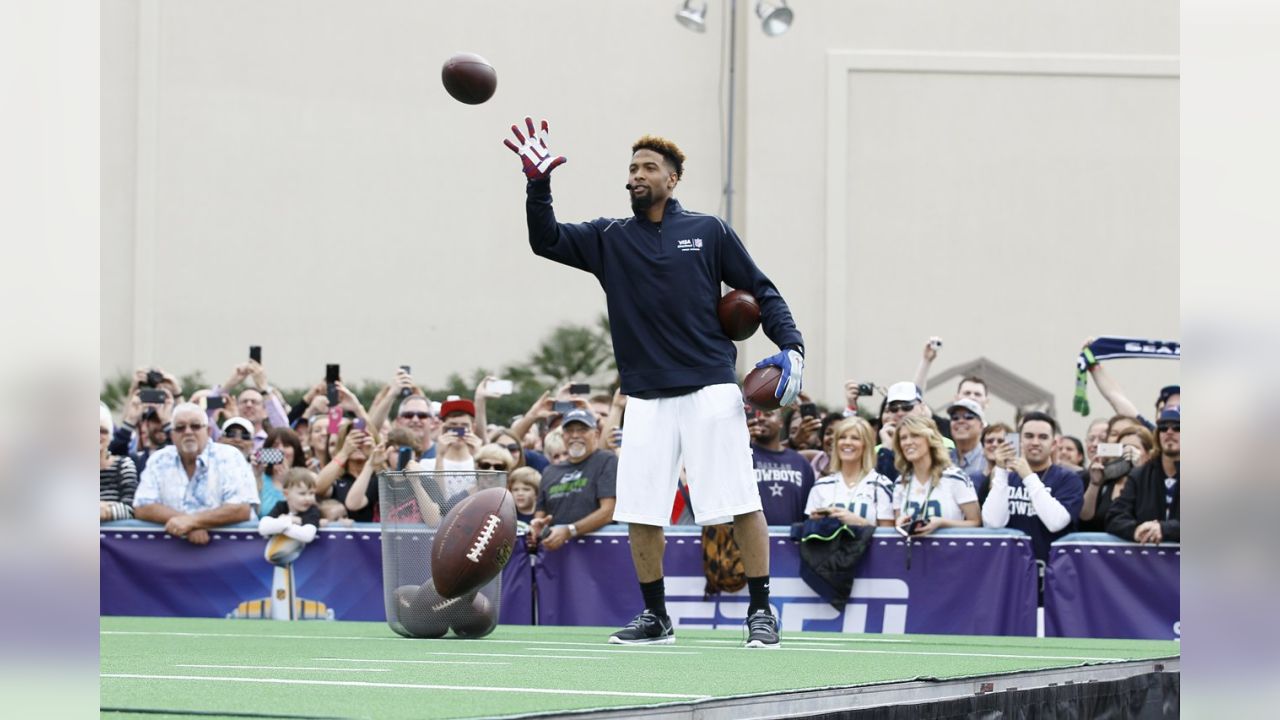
[663,577,909,633]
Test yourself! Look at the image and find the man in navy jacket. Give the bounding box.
[506,118,805,648]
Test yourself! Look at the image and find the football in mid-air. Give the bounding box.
[743,365,784,411]
[718,289,760,341]
[441,52,497,104]
[431,487,517,599]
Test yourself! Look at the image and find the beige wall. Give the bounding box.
[102,0,1177,435]
[740,0,1178,435]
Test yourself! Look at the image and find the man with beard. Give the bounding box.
[748,407,816,525]
[507,119,803,648]
[1107,406,1180,543]
[133,403,259,545]
[528,409,617,552]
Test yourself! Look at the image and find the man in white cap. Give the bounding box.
[946,398,987,476]
[218,417,255,461]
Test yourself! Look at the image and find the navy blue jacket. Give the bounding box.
[526,179,803,396]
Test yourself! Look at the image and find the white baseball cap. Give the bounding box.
[886,382,922,404]
[221,417,254,435]
[946,398,986,424]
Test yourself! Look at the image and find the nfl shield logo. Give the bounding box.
[693,238,703,249]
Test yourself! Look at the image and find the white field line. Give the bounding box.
[103,629,1136,662]
[176,664,393,672]
[103,631,402,642]
[527,647,703,656]
[317,652,608,662]
[100,673,712,700]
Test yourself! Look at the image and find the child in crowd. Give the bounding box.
[507,466,541,534]
[318,498,353,527]
[258,468,321,545]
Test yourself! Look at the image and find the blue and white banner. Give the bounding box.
[532,529,1038,636]
[1044,533,1180,640]
[102,524,1037,635]
[104,525,1174,639]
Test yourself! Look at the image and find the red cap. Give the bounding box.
[439,398,476,418]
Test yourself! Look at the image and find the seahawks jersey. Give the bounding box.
[892,466,978,522]
[805,472,895,523]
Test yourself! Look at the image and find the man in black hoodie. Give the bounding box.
[506,118,805,648]
[1107,406,1180,543]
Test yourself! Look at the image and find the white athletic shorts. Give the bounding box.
[613,383,762,526]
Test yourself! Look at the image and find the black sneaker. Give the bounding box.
[744,609,780,649]
[608,610,675,645]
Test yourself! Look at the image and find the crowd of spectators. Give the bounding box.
[101,337,1179,562]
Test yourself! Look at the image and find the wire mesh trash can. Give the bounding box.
[378,469,507,638]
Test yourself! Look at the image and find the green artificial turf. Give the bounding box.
[101,616,1178,720]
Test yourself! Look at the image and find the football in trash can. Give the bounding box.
[431,487,517,599]
[451,592,498,639]
[392,583,450,639]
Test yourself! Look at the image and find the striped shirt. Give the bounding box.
[134,441,259,515]
[100,455,139,520]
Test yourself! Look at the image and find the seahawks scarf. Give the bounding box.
[1074,336,1180,415]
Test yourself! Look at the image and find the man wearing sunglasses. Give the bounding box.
[392,395,439,461]
[133,403,259,545]
[1107,406,1180,544]
[945,398,991,498]
[529,409,617,554]
[218,417,255,461]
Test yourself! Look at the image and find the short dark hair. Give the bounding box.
[981,422,1014,442]
[631,135,685,179]
[1018,411,1059,436]
[1062,435,1085,458]
[957,376,988,393]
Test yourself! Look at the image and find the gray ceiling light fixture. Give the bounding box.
[755,0,794,36]
[675,0,708,32]
[672,0,796,223]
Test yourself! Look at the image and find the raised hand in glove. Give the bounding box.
[755,348,804,407]
[504,117,567,180]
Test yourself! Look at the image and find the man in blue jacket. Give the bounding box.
[505,118,805,648]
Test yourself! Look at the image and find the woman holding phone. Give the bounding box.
[319,422,378,522]
[891,416,981,535]
[256,427,306,512]
[1078,425,1155,531]
[804,417,896,527]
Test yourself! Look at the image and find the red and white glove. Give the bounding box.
[504,117,567,180]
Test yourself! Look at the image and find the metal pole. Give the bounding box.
[724,0,737,225]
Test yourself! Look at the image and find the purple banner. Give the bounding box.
[533,528,1039,636]
[101,525,386,620]
[101,524,1038,636]
[1044,533,1180,640]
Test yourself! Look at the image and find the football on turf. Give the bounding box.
[431,487,517,599]
[743,365,784,411]
[718,289,761,341]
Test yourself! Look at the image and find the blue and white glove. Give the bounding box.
[755,348,804,406]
